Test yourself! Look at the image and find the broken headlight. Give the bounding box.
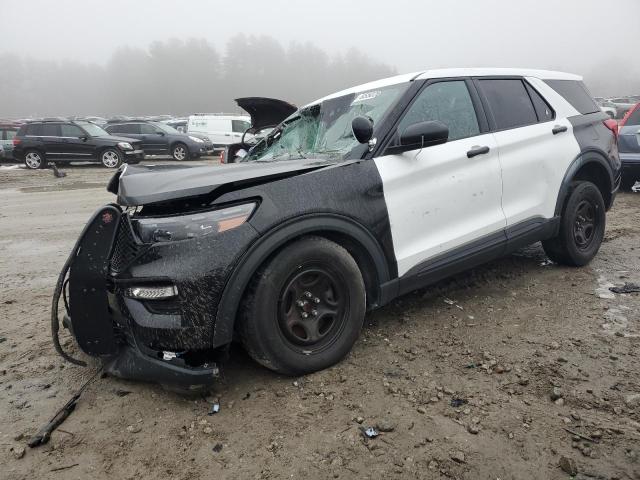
[132,203,256,243]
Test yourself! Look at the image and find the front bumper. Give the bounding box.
[64,205,257,386]
[124,149,145,160]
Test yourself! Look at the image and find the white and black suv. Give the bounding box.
[55,69,620,387]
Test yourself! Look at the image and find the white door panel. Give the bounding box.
[375,133,505,277]
[494,119,580,225]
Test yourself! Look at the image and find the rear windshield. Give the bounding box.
[544,80,599,115]
[625,106,640,126]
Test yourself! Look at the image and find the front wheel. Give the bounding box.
[101,148,122,168]
[542,181,605,266]
[239,236,366,375]
[172,143,188,161]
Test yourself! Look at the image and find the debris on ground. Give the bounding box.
[609,282,640,294]
[559,455,578,476]
[361,427,379,438]
[208,403,221,415]
[212,443,223,453]
[451,451,466,463]
[126,424,142,434]
[115,389,132,397]
[11,445,26,459]
[376,419,396,432]
[450,397,468,408]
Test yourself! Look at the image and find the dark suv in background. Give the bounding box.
[619,103,640,190]
[104,121,213,160]
[13,120,144,169]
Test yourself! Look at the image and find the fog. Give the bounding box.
[1,0,639,117]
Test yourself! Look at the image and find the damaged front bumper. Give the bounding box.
[58,204,254,387]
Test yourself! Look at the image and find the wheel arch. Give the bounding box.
[212,214,392,348]
[554,150,614,215]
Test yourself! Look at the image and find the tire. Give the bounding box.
[542,181,606,267]
[172,143,188,161]
[620,176,637,192]
[24,150,46,169]
[238,236,366,375]
[100,148,122,168]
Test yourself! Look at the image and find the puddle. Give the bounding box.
[20,182,105,193]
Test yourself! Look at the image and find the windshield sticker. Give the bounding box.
[351,90,381,105]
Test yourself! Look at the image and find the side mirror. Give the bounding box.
[79,136,88,142]
[386,120,449,155]
[352,116,374,144]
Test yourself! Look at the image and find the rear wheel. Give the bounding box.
[239,236,366,375]
[101,148,122,168]
[24,150,46,169]
[542,181,605,266]
[172,143,188,161]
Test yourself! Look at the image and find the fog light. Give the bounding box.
[124,285,178,299]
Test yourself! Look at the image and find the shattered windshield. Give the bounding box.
[246,83,408,162]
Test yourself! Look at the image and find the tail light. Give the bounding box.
[12,138,21,146]
[603,118,619,140]
[619,103,640,128]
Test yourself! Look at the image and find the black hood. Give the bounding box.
[235,97,297,132]
[111,159,336,206]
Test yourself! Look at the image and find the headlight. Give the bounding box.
[189,136,204,143]
[132,203,256,243]
[117,142,133,150]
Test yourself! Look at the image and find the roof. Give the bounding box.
[308,68,582,106]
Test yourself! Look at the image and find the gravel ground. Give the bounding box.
[1,162,639,480]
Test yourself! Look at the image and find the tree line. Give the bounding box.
[0,35,395,118]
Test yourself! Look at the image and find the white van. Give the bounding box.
[187,114,252,148]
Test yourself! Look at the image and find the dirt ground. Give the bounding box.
[1,161,640,480]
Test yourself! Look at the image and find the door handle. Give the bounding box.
[224,134,231,137]
[466,145,490,158]
[552,125,568,135]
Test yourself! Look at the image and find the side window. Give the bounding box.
[60,124,84,137]
[398,81,480,141]
[40,123,61,137]
[232,120,251,133]
[479,79,538,130]
[24,124,41,136]
[139,123,157,134]
[525,83,555,122]
[5,130,17,140]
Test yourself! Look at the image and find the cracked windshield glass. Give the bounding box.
[247,83,408,162]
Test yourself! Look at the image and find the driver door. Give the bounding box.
[374,79,506,277]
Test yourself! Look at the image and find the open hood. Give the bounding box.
[235,97,297,132]
[110,160,336,206]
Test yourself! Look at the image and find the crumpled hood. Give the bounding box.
[111,159,337,206]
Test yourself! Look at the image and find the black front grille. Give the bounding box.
[110,216,144,275]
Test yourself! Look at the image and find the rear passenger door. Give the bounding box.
[475,78,577,227]
[39,123,64,160]
[375,79,505,277]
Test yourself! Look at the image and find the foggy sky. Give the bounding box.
[1,0,639,116]
[3,0,638,73]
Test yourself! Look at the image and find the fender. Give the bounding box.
[554,149,614,216]
[212,214,392,347]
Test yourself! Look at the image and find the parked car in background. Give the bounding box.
[0,123,19,160]
[187,113,252,148]
[56,68,620,386]
[599,105,616,119]
[618,103,640,190]
[105,120,213,160]
[604,97,636,119]
[164,118,188,133]
[13,120,144,169]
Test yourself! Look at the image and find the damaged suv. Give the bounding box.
[54,69,620,387]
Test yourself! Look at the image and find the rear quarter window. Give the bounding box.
[544,80,599,115]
